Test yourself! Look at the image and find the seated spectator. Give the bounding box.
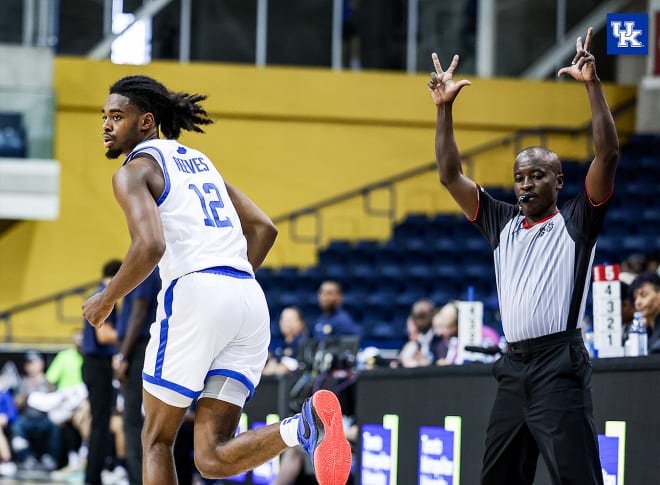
[629,272,660,353]
[313,280,359,340]
[396,315,426,368]
[0,386,18,477]
[619,253,647,285]
[262,306,308,375]
[431,302,458,365]
[410,299,436,365]
[431,302,502,365]
[619,281,635,345]
[10,351,60,472]
[28,330,88,472]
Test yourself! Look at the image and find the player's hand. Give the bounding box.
[428,53,471,106]
[82,291,114,328]
[557,27,597,82]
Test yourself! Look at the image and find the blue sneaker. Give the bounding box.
[297,390,352,485]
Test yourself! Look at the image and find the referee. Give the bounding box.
[428,28,617,485]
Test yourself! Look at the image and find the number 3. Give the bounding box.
[189,183,233,228]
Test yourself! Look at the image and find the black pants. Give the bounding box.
[481,329,604,485]
[82,355,114,485]
[123,338,148,485]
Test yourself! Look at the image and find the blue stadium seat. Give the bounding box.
[318,240,352,266]
[351,240,380,263]
[376,263,404,281]
[367,321,404,341]
[278,290,304,307]
[641,208,660,227]
[320,263,346,282]
[404,263,433,280]
[298,265,324,290]
[433,262,461,281]
[621,236,653,253]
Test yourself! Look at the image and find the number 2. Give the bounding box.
[189,183,233,228]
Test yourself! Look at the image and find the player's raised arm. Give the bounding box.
[429,53,478,218]
[557,27,619,204]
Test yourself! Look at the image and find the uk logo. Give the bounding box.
[607,13,648,54]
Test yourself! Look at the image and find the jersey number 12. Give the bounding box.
[188,183,233,228]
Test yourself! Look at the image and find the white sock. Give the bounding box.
[279,414,301,447]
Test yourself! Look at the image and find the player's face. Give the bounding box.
[101,94,147,159]
[513,155,563,220]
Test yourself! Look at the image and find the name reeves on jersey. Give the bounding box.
[172,156,210,174]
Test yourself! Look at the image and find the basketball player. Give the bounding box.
[428,28,617,484]
[82,75,351,485]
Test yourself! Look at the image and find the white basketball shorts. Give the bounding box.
[142,267,270,408]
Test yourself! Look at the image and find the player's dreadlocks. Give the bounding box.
[109,75,213,139]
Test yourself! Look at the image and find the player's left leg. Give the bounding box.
[141,391,189,485]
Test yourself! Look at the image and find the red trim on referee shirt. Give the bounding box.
[522,210,560,229]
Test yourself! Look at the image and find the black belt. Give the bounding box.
[508,328,583,358]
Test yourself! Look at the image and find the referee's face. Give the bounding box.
[513,152,563,221]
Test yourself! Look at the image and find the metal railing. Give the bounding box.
[0,280,100,343]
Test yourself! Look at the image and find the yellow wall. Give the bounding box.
[0,56,636,340]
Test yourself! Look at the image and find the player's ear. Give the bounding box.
[141,112,155,131]
[556,173,564,190]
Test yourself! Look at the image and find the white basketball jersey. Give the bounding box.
[124,139,253,283]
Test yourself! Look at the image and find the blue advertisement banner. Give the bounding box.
[361,424,393,485]
[598,435,620,485]
[418,426,454,485]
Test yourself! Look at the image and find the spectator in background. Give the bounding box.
[619,281,635,345]
[35,330,88,472]
[620,281,635,327]
[82,259,121,485]
[11,351,60,473]
[629,272,660,353]
[0,386,18,477]
[396,315,425,368]
[263,306,308,376]
[409,299,435,365]
[113,266,161,485]
[619,252,647,285]
[314,281,359,340]
[431,302,458,365]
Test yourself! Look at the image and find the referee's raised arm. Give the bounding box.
[557,26,619,204]
[428,52,478,219]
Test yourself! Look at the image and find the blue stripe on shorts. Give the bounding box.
[198,266,253,279]
[207,369,256,401]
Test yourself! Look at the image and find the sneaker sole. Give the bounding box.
[311,390,352,485]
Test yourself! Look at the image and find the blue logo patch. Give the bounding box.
[177,146,187,154]
[607,13,648,55]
